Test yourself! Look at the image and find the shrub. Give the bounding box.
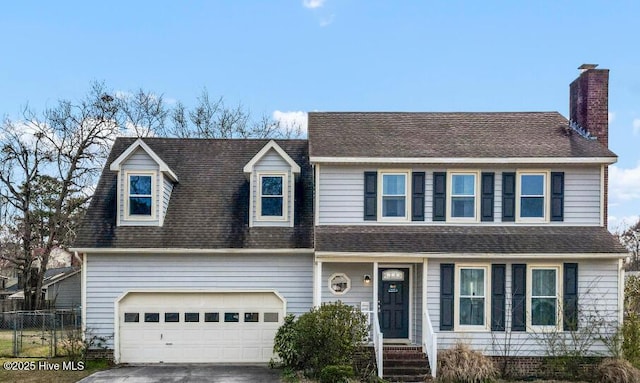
[319,365,355,383]
[437,343,496,383]
[272,301,368,376]
[596,358,640,383]
[623,312,640,368]
[273,314,299,368]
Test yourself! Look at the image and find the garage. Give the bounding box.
[116,291,285,363]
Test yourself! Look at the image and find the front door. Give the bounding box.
[378,268,409,339]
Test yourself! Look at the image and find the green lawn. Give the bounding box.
[0,357,110,383]
[0,330,54,358]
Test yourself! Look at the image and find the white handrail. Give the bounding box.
[362,310,384,378]
[422,309,437,378]
[371,310,383,378]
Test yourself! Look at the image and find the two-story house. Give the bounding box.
[73,65,627,374]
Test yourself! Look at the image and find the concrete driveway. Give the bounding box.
[77,364,283,383]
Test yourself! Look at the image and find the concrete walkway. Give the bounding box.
[77,364,283,383]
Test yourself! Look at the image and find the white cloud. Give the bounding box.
[633,118,640,135]
[303,0,325,9]
[319,14,335,27]
[608,112,615,125]
[609,215,640,233]
[273,110,308,138]
[610,163,640,202]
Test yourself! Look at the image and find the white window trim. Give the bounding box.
[124,171,156,221]
[446,171,481,223]
[454,264,490,331]
[516,170,550,223]
[256,172,288,222]
[526,264,563,331]
[328,273,352,295]
[377,170,411,222]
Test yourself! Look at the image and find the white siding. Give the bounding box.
[119,148,161,226]
[427,258,620,356]
[318,165,601,226]
[322,263,374,308]
[162,175,173,219]
[85,252,313,348]
[563,168,601,224]
[251,149,294,227]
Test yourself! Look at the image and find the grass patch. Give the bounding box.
[0,357,111,383]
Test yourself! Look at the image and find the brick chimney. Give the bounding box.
[569,64,609,147]
[569,64,610,227]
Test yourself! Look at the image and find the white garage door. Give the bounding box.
[118,291,285,363]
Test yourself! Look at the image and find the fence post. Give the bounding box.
[12,312,17,357]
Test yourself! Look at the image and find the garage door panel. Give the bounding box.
[119,291,284,363]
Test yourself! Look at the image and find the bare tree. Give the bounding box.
[617,219,640,271]
[115,88,168,137]
[0,82,119,309]
[167,89,303,139]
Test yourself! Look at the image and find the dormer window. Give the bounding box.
[257,172,288,221]
[126,172,155,219]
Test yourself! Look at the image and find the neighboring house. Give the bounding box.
[73,65,627,368]
[42,267,81,310]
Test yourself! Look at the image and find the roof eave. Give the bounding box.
[309,156,618,165]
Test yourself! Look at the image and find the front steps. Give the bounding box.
[383,346,432,382]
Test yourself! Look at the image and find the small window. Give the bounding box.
[381,173,407,219]
[264,312,279,323]
[185,313,200,322]
[530,268,559,326]
[124,313,139,323]
[225,312,239,322]
[519,173,546,219]
[458,268,486,327]
[450,173,477,219]
[128,174,153,216]
[259,174,285,219]
[144,313,159,323]
[244,313,259,322]
[204,312,219,322]
[164,312,179,322]
[328,273,351,295]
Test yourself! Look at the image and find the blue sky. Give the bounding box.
[1,1,639,231]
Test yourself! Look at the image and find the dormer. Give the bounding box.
[109,139,178,226]
[244,140,301,227]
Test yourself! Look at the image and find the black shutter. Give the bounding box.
[412,172,425,221]
[491,264,506,331]
[511,264,526,331]
[440,263,454,330]
[502,172,516,222]
[564,263,578,331]
[551,172,565,222]
[364,172,377,220]
[433,172,446,221]
[481,172,495,222]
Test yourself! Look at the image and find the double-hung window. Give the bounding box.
[449,172,478,221]
[456,266,488,329]
[127,173,154,218]
[529,266,560,327]
[379,172,409,220]
[258,173,286,220]
[518,173,547,220]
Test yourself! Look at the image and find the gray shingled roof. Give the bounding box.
[315,226,627,254]
[74,138,313,249]
[308,112,617,159]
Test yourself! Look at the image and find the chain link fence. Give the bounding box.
[0,310,81,357]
